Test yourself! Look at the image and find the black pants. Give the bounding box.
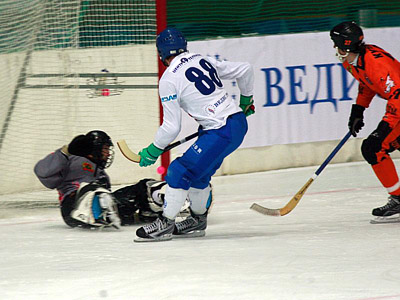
[60,179,154,227]
[112,178,154,225]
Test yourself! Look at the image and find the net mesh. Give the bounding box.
[2,0,399,207]
[0,0,158,206]
[166,0,400,40]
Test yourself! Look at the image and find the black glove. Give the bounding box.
[348,104,365,137]
[68,135,93,157]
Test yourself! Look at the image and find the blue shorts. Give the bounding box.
[165,112,248,190]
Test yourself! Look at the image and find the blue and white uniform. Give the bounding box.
[155,52,253,148]
[156,52,254,218]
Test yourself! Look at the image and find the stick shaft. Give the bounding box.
[164,132,199,152]
[315,131,352,176]
[118,132,199,163]
[251,131,352,217]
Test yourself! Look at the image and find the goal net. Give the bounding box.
[166,0,400,41]
[0,0,159,206]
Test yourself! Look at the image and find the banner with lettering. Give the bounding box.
[175,27,399,149]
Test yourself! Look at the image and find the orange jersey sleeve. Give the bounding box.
[344,45,400,128]
[355,81,376,108]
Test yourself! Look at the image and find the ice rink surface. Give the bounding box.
[2,160,400,300]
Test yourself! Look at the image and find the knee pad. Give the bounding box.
[361,139,378,165]
[165,159,192,190]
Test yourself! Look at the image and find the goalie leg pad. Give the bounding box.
[99,193,121,229]
[71,182,121,229]
[92,195,102,219]
[146,180,167,206]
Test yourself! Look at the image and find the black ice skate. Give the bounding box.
[134,214,175,242]
[173,210,207,238]
[370,195,400,224]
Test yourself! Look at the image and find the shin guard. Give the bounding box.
[372,158,400,194]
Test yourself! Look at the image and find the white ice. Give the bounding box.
[2,160,400,300]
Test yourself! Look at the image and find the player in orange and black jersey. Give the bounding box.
[330,21,400,223]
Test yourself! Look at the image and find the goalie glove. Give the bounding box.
[239,95,255,117]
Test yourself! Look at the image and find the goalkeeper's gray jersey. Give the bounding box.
[34,148,110,202]
[154,52,254,149]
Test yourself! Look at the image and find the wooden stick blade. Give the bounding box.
[117,140,141,163]
[250,133,351,217]
[250,178,314,217]
[250,203,281,216]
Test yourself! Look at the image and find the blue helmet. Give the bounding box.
[156,28,187,63]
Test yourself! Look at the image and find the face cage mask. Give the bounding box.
[335,46,350,63]
[103,146,115,169]
[93,145,115,169]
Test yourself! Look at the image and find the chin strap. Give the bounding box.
[335,46,349,62]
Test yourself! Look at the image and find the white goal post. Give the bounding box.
[0,0,161,204]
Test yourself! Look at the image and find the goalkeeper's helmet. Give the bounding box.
[86,130,114,169]
[330,21,364,53]
[156,28,187,64]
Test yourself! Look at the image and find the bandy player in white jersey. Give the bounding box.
[135,28,254,242]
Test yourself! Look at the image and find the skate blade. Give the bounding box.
[173,230,205,238]
[370,214,400,224]
[134,233,172,243]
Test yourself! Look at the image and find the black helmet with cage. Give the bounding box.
[86,130,114,169]
[330,21,364,53]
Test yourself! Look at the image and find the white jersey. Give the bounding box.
[154,52,254,149]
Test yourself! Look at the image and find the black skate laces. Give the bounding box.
[144,218,164,233]
[379,196,400,211]
[175,216,197,231]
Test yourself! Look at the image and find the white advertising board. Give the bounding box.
[176,27,400,150]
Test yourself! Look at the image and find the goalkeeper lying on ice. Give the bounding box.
[34,130,170,229]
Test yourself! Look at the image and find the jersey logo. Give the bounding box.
[82,162,95,173]
[370,48,384,59]
[161,94,177,102]
[204,93,229,116]
[191,143,203,155]
[385,75,395,93]
[206,105,215,115]
[172,54,201,73]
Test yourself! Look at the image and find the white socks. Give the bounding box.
[163,185,212,219]
[163,186,189,219]
[188,186,211,215]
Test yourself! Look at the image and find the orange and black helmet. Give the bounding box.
[330,21,364,53]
